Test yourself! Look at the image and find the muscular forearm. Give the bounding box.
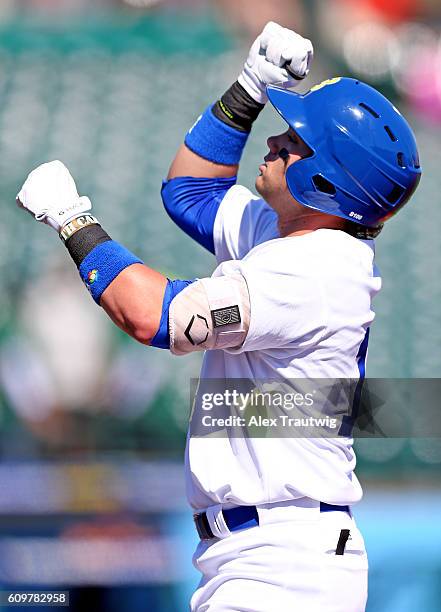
[63,221,169,346]
[168,82,264,181]
[168,82,264,180]
[17,161,200,352]
[100,263,167,345]
[167,23,313,181]
[167,144,238,180]
[16,161,174,348]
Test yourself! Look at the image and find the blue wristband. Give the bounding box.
[79,240,143,304]
[184,105,249,165]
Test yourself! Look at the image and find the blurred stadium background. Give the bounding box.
[0,0,440,610]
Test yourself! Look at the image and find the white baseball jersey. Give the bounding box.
[185,185,382,510]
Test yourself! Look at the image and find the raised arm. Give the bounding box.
[16,25,313,349]
[16,161,192,347]
[167,22,313,180]
[16,161,250,352]
[162,22,313,251]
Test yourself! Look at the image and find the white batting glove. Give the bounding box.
[17,160,92,233]
[238,21,314,104]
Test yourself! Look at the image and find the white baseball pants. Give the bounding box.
[190,500,368,612]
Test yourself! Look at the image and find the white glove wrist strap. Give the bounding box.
[59,214,99,242]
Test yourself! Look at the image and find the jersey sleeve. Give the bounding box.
[212,185,279,263]
[214,253,327,354]
[161,175,237,254]
[150,278,196,349]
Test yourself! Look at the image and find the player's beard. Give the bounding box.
[256,165,290,212]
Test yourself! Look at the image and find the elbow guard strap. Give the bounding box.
[169,274,250,355]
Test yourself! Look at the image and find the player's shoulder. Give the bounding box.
[255,227,375,254]
[313,229,376,267]
[216,182,275,224]
[222,183,261,204]
[214,184,279,257]
[219,184,270,217]
[242,228,376,273]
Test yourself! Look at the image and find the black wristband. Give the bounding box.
[65,224,112,267]
[212,81,265,133]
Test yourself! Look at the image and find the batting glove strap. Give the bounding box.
[59,213,100,242]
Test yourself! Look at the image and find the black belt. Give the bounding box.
[194,502,350,540]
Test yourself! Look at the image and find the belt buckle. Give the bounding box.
[193,512,213,540]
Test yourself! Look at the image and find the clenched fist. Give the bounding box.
[238,21,313,104]
[17,160,92,232]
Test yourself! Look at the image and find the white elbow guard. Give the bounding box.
[169,274,250,355]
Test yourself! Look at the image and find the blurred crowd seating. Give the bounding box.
[0,4,440,609]
[0,2,439,471]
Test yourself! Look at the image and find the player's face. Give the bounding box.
[256,128,311,212]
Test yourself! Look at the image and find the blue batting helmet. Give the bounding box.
[267,78,421,230]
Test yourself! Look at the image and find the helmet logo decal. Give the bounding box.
[310,77,342,93]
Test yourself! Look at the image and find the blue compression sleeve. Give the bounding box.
[150,278,195,349]
[161,175,236,254]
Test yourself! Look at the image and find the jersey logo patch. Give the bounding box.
[211,306,241,328]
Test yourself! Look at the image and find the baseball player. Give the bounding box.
[17,22,421,611]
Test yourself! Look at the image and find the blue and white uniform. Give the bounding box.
[161,174,381,612]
